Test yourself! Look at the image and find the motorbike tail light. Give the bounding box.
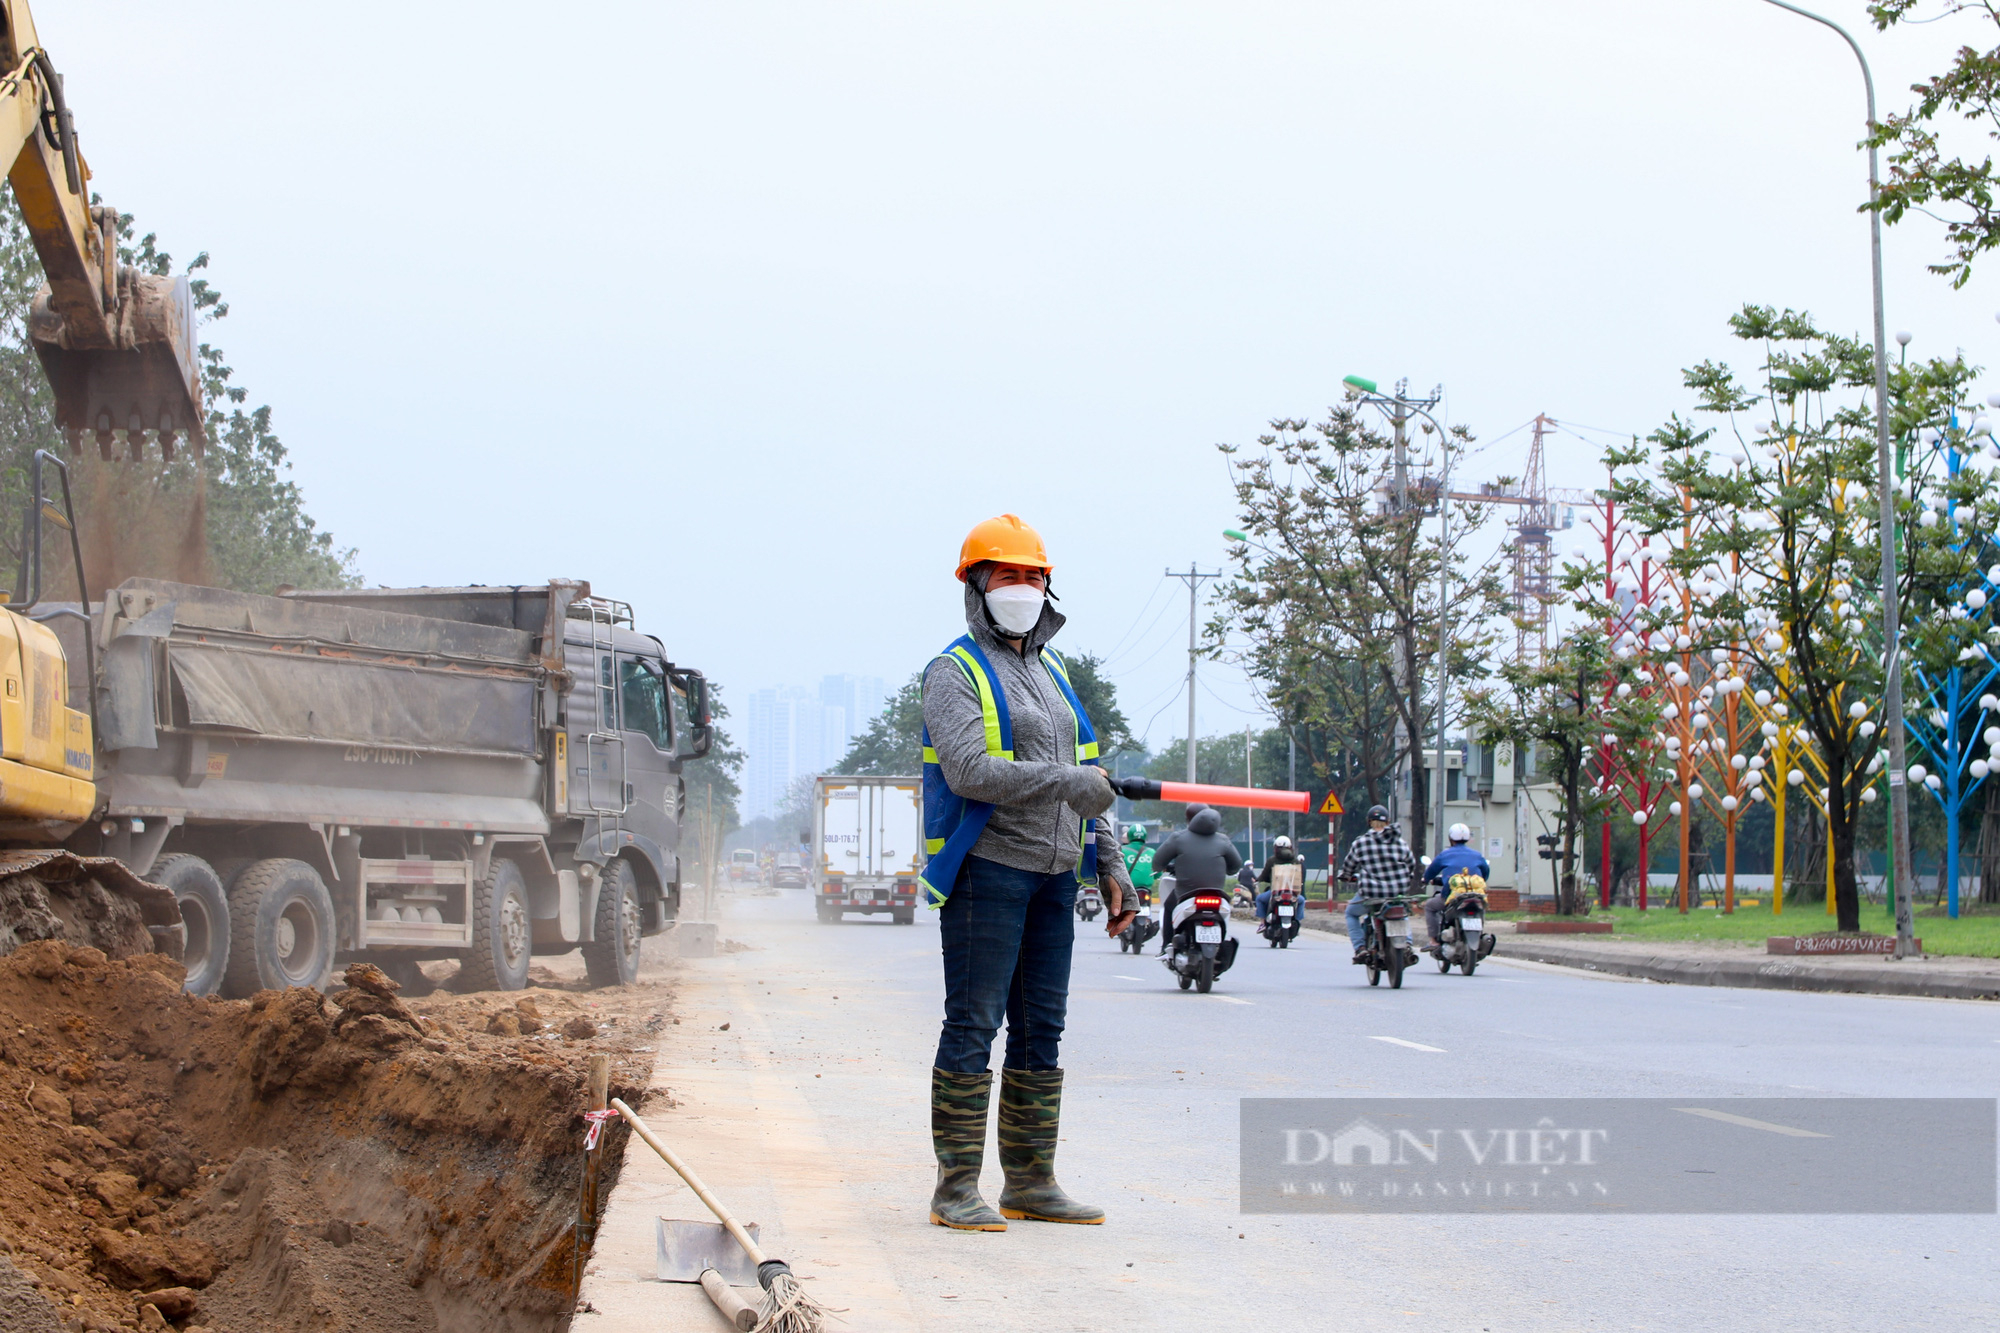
[1193,894,1224,910]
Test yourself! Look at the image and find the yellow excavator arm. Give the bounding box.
[0,0,202,460]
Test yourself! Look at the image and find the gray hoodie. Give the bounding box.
[921,576,1130,891]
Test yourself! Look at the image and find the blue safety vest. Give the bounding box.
[918,635,1100,908]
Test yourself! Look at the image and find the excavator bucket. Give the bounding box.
[30,270,205,462]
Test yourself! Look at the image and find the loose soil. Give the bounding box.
[0,944,675,1333]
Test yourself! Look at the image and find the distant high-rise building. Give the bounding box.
[746,683,875,820]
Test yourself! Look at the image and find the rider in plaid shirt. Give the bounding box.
[1339,805,1417,956]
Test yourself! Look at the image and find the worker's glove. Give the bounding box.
[1061,765,1118,818]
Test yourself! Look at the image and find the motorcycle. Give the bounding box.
[1075,884,1103,923]
[1159,885,1239,994]
[1429,890,1496,976]
[1117,885,1159,953]
[1343,881,1418,989]
[1260,884,1302,948]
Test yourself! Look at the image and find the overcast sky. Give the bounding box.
[36,1,2000,752]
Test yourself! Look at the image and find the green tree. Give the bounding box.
[1868,2,2000,286]
[1466,629,1652,915]
[1216,406,1510,859]
[679,683,745,888]
[1059,651,1133,760]
[1598,304,1990,929]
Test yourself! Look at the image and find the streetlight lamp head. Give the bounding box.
[1987,393,2000,410]
[1223,529,1248,542]
[1896,330,1913,347]
[1342,374,1378,394]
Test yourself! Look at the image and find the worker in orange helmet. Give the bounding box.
[917,514,1135,1232]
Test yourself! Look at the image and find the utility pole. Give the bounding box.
[1344,375,1444,846]
[1167,565,1221,784]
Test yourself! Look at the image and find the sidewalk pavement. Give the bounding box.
[1294,910,2000,1001]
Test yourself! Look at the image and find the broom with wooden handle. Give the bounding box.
[611,1098,837,1333]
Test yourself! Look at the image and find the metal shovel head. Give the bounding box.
[656,1217,761,1285]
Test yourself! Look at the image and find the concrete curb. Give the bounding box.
[1298,914,2000,1001]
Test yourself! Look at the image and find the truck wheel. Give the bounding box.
[582,859,642,988]
[223,858,335,996]
[459,857,532,992]
[152,854,229,996]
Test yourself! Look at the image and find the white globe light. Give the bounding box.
[1990,393,2000,410]
[1691,714,1710,731]
[1616,682,1633,698]
[1897,330,1913,346]
[1860,720,1878,738]
[1688,783,1704,798]
[1675,635,1693,650]
[1754,689,1773,706]
[1632,810,1648,826]
[1848,701,1868,719]
[1787,769,1805,786]
[1973,589,1991,611]
[1927,774,1943,791]
[1663,703,1680,720]
[1988,725,2000,747]
[1637,670,1654,684]
[1773,702,1788,718]
[1731,754,1748,770]
[1750,787,1767,802]
[1722,795,1739,811]
[1762,721,1779,737]
[1908,764,1929,783]
[1920,425,1941,445]
[1667,802,1681,817]
[1749,755,1766,770]
[1974,759,1991,779]
[1861,786,1878,803]
[1602,733,1618,746]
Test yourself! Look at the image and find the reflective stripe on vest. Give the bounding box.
[918,636,1100,908]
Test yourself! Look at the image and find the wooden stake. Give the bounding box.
[575,1053,613,1302]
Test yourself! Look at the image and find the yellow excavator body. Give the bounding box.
[0,604,95,822]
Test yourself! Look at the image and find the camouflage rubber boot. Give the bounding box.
[930,1068,1006,1231]
[996,1067,1104,1224]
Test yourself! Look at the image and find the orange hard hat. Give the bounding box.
[956,514,1052,582]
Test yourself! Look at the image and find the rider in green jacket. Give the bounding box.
[1121,823,1155,898]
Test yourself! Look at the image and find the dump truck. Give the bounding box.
[70,574,712,994]
[810,774,921,923]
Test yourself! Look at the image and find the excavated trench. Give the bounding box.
[0,937,661,1333]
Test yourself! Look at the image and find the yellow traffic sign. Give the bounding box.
[1319,791,1343,815]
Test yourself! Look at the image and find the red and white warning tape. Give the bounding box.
[583,1107,618,1150]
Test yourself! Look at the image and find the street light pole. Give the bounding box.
[1757,0,1915,955]
[1168,565,1221,786]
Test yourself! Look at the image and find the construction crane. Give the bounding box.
[1446,414,1595,667]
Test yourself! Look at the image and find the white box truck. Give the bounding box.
[812,774,922,924]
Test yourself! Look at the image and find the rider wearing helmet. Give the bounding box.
[1120,822,1156,898]
[1253,834,1301,924]
[1337,805,1417,960]
[1423,822,1490,944]
[1150,805,1242,953]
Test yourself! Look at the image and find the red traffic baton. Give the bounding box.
[1112,776,1310,814]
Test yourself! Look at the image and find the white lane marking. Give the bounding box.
[1210,995,1254,1005]
[1368,1035,1447,1053]
[1674,1107,1830,1138]
[1113,975,1144,981]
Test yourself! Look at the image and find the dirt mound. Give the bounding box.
[0,951,666,1332]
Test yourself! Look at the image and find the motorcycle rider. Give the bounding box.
[1150,805,1242,953]
[1422,822,1490,946]
[1120,822,1156,902]
[1337,805,1417,961]
[1254,834,1301,924]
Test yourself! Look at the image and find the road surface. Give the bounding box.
[580,888,1998,1332]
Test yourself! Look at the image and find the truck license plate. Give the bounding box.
[1195,924,1222,944]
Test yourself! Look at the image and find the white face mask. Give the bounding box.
[984,584,1046,636]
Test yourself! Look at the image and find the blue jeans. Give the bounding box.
[1254,889,1271,920]
[935,855,1078,1074]
[1345,898,1371,950]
